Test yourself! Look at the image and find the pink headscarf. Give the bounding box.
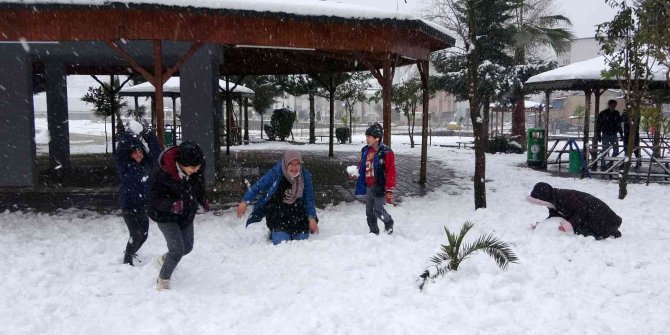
[281,150,304,204]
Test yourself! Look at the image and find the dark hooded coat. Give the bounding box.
[115,131,161,210]
[148,146,206,224]
[530,182,622,240]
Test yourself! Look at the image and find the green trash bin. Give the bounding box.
[568,150,581,174]
[164,127,174,147]
[527,128,546,169]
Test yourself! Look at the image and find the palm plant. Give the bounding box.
[509,0,575,147]
[418,222,518,291]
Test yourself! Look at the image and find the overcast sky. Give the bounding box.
[339,0,618,39]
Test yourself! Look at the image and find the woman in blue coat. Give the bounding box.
[236,150,319,245]
[116,127,161,265]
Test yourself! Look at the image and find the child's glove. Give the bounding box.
[385,191,393,204]
[171,200,184,214]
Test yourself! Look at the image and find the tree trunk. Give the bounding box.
[329,76,335,158]
[309,91,316,144]
[512,47,526,150]
[467,0,486,209]
[653,102,662,158]
[619,89,642,200]
[348,104,353,144]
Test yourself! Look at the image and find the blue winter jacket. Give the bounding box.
[242,160,318,227]
[355,143,396,197]
[116,131,161,210]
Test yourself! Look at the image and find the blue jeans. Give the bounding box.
[271,231,309,245]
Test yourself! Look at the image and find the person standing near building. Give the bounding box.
[354,123,396,235]
[597,100,624,169]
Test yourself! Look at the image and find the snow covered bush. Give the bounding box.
[269,108,296,141]
[335,127,350,144]
[418,222,518,291]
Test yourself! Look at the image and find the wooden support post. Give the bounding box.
[544,90,551,166]
[225,77,231,155]
[592,89,603,166]
[106,39,201,148]
[362,55,397,147]
[153,40,165,146]
[582,88,593,169]
[417,60,430,185]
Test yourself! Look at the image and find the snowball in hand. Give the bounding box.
[346,166,359,177]
[127,120,144,135]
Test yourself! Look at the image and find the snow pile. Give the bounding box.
[2,136,669,334]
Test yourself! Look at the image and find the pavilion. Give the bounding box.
[0,0,455,187]
[525,55,669,168]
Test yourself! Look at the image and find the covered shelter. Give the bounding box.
[119,77,255,146]
[524,55,669,170]
[0,0,454,187]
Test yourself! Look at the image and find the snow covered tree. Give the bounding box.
[335,72,370,144]
[274,75,319,143]
[244,76,282,140]
[392,79,423,148]
[429,0,517,209]
[597,0,657,199]
[418,222,518,291]
[81,75,132,153]
[314,72,355,157]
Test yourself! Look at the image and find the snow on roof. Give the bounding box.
[526,55,669,84]
[120,77,254,95]
[4,0,451,36]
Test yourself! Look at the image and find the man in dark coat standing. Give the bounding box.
[596,100,624,170]
[527,182,622,240]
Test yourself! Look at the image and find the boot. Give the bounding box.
[384,219,394,235]
[123,252,133,266]
[367,218,379,235]
[157,277,170,291]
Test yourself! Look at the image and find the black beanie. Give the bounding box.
[126,137,144,154]
[365,122,384,139]
[176,141,204,167]
[530,182,554,203]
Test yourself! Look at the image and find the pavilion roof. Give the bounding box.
[525,56,669,91]
[119,77,255,98]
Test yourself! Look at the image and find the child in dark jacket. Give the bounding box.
[149,141,209,290]
[354,123,396,235]
[116,128,161,266]
[236,150,319,245]
[527,182,622,240]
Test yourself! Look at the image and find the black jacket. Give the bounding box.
[597,109,623,137]
[116,131,161,210]
[148,146,206,224]
[530,182,622,239]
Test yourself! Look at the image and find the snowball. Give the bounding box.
[127,120,144,135]
[346,166,359,177]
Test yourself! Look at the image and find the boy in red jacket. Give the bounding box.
[354,123,396,235]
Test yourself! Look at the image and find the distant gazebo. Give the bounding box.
[525,55,669,167]
[120,77,255,146]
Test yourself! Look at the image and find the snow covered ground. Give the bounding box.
[2,133,669,334]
